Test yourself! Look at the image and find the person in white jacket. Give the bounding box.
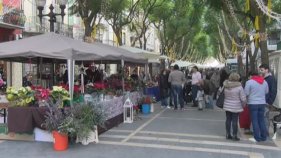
[223,73,246,141]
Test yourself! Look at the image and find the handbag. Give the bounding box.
[216,87,224,108]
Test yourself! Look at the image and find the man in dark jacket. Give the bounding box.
[259,64,277,134]
[198,79,216,109]
[158,69,170,108]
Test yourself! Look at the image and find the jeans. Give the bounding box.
[248,104,267,141]
[225,111,239,137]
[161,97,168,107]
[205,94,214,109]
[264,106,270,136]
[192,85,199,104]
[169,88,174,106]
[171,84,184,109]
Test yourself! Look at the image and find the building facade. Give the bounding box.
[0,0,25,88]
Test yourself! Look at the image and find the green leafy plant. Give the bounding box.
[68,103,107,140]
[42,100,72,134]
[51,86,70,108]
[6,87,35,107]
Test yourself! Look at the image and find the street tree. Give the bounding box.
[69,0,103,40]
[130,0,168,50]
[102,0,140,46]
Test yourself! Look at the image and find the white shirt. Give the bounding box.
[192,71,201,85]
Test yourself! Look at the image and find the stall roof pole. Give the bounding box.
[67,59,75,107]
[121,59,125,93]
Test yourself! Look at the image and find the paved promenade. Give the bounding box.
[1,103,281,158]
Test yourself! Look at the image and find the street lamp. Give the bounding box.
[36,0,68,32]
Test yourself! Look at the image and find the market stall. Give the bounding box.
[0,33,147,136]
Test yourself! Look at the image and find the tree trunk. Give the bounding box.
[249,56,256,72]
[139,39,143,49]
[116,32,123,46]
[113,28,123,46]
[84,22,93,41]
[237,54,245,76]
[143,35,147,50]
[259,15,269,65]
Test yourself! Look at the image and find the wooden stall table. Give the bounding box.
[7,107,48,133]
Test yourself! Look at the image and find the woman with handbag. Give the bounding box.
[223,73,247,141]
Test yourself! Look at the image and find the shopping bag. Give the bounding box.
[239,106,251,129]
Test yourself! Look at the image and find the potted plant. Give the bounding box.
[6,86,35,107]
[71,102,106,145]
[50,86,70,108]
[33,87,50,107]
[141,95,151,114]
[42,102,72,151]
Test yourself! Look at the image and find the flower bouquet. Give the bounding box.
[33,87,50,107]
[6,86,35,107]
[51,86,70,108]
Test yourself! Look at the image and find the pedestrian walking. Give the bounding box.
[244,71,269,142]
[259,64,277,135]
[198,79,216,109]
[210,69,220,100]
[167,68,174,107]
[223,73,246,141]
[191,66,201,107]
[168,64,185,110]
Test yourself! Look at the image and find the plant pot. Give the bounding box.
[76,126,99,145]
[142,104,150,114]
[52,131,68,151]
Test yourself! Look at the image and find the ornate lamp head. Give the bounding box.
[36,0,47,7]
[58,0,68,6]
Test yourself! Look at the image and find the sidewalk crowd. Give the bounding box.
[157,63,277,143]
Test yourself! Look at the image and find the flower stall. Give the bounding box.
[0,33,148,148]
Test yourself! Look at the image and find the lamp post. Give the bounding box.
[36,0,68,32]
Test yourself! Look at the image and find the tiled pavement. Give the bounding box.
[1,103,281,158]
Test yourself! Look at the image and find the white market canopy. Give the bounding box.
[0,32,148,64]
[171,60,195,67]
[0,32,148,104]
[119,45,161,63]
[202,57,224,68]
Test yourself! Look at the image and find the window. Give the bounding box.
[268,31,281,45]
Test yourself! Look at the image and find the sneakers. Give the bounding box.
[249,138,257,143]
[232,137,240,141]
[166,106,171,109]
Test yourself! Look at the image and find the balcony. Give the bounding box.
[24,16,73,38]
[0,8,25,29]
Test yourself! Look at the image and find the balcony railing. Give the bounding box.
[24,16,73,38]
[0,8,26,27]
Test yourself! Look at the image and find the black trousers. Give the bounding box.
[225,111,239,137]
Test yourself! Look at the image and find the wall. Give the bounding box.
[0,28,14,42]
